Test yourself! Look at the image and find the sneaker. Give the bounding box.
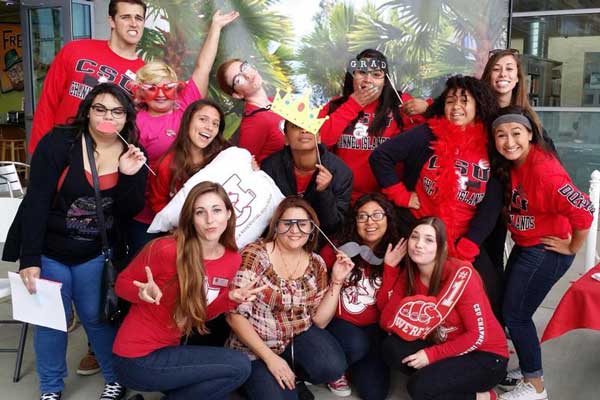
[99,382,126,400]
[499,382,548,400]
[77,351,101,376]
[327,374,352,397]
[296,381,315,400]
[40,393,62,400]
[498,368,523,391]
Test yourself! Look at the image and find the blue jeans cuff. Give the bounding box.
[522,368,543,379]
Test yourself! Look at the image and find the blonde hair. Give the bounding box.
[136,60,178,84]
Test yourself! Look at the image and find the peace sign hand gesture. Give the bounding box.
[133,266,163,305]
[229,278,268,304]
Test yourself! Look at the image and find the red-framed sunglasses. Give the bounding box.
[132,81,185,101]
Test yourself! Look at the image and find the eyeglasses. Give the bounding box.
[90,104,127,119]
[133,81,185,101]
[488,48,520,58]
[277,219,315,234]
[356,211,386,223]
[353,69,385,80]
[231,61,255,91]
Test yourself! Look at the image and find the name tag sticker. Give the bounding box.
[212,277,229,288]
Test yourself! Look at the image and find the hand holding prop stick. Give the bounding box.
[385,72,415,124]
[96,121,156,176]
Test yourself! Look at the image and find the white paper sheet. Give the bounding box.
[8,271,67,331]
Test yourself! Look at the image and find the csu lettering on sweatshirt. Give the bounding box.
[69,58,136,100]
[337,134,389,150]
[424,155,489,206]
[558,183,595,214]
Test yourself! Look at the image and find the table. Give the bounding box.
[541,263,600,342]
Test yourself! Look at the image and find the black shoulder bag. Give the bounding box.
[84,134,124,324]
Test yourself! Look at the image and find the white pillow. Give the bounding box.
[148,147,285,247]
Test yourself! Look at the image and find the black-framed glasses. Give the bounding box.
[277,219,315,234]
[231,61,254,91]
[90,104,127,119]
[488,48,520,58]
[356,211,386,223]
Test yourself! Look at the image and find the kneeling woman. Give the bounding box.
[113,182,262,400]
[379,217,508,400]
[226,197,354,399]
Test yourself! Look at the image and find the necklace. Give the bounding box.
[275,242,305,280]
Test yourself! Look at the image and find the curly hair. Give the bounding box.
[334,193,400,286]
[424,75,499,126]
[326,49,405,136]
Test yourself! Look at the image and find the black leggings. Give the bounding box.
[381,335,507,400]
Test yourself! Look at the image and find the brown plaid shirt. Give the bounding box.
[226,240,329,359]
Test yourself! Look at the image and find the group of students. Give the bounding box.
[2,1,595,400]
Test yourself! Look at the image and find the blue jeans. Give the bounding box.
[127,219,160,260]
[114,345,251,400]
[35,254,117,393]
[243,325,347,400]
[327,318,390,400]
[503,244,575,378]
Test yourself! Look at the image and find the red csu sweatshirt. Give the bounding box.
[379,259,508,363]
[318,95,424,202]
[113,236,241,358]
[238,100,285,164]
[29,39,145,154]
[508,145,594,247]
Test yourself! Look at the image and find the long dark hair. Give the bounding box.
[405,217,448,297]
[489,105,553,220]
[165,99,230,193]
[67,83,139,152]
[326,49,404,136]
[424,75,499,127]
[335,193,400,286]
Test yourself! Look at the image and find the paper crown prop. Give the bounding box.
[270,89,328,135]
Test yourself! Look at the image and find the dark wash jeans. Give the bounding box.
[243,324,347,400]
[327,318,390,400]
[382,335,507,400]
[114,345,251,400]
[503,244,575,378]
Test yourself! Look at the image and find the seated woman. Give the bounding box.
[369,75,504,321]
[226,196,354,400]
[113,182,263,400]
[10,83,147,400]
[320,193,404,400]
[379,217,508,400]
[217,59,285,163]
[490,107,593,400]
[318,48,428,201]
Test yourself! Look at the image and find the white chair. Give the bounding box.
[0,161,29,198]
[0,278,29,382]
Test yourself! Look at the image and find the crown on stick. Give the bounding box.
[270,89,328,135]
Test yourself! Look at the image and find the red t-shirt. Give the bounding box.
[294,168,314,196]
[113,236,241,357]
[238,100,285,164]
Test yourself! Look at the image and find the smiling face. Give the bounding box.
[275,207,312,251]
[87,93,127,138]
[224,60,263,99]
[188,105,221,151]
[489,55,519,97]
[356,201,388,249]
[408,224,438,268]
[109,2,145,47]
[494,121,533,166]
[193,192,231,244]
[444,88,477,127]
[145,78,177,115]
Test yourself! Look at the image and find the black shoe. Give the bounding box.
[99,382,126,400]
[296,381,314,400]
[127,395,144,400]
[40,393,62,400]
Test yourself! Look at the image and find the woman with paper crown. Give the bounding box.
[128,10,238,256]
[262,90,353,235]
[369,75,505,323]
[217,59,285,163]
[113,181,264,400]
[379,217,508,400]
[489,107,592,400]
[319,193,404,399]
[7,83,147,400]
[318,48,429,202]
[226,196,354,400]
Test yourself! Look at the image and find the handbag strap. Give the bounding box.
[84,133,110,258]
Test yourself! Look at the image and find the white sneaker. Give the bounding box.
[327,374,352,397]
[498,368,524,391]
[499,382,548,400]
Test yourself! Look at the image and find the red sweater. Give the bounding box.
[148,152,177,214]
[238,100,285,164]
[379,259,508,363]
[29,40,144,154]
[113,236,241,357]
[508,145,594,247]
[320,244,397,326]
[319,95,424,202]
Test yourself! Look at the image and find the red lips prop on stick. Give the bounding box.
[96,121,156,176]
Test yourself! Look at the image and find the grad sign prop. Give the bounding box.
[148,147,285,247]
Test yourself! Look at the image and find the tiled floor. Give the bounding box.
[1,244,599,399]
